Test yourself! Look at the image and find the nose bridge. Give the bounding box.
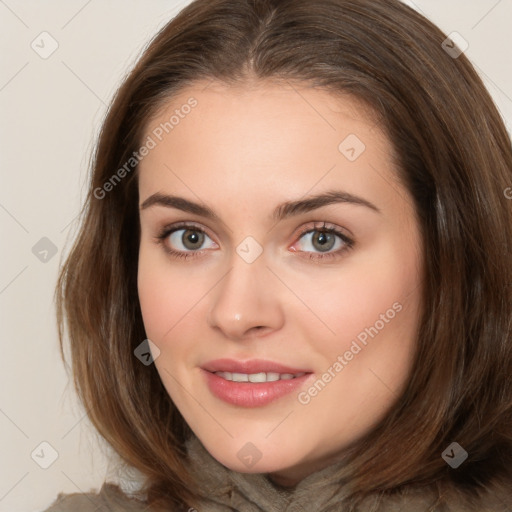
[207,247,284,339]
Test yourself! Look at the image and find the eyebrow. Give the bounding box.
[140,189,381,221]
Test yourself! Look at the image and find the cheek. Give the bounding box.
[137,247,189,341]
[296,242,422,407]
[137,247,215,353]
[299,266,419,431]
[299,261,416,353]
[138,256,165,338]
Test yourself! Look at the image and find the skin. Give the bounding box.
[137,80,423,487]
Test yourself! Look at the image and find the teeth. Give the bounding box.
[215,371,306,382]
[248,372,267,383]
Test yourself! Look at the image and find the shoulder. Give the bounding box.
[374,476,512,512]
[42,483,148,512]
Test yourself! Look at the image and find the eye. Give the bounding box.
[168,228,213,251]
[156,222,217,260]
[155,221,354,262]
[291,222,354,261]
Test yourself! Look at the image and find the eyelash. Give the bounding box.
[154,221,354,262]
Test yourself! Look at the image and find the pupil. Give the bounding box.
[314,231,334,252]
[183,230,203,249]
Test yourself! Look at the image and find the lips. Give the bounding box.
[201,358,313,407]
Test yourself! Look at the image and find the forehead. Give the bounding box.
[137,80,402,218]
[144,79,380,146]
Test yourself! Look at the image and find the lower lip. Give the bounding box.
[203,370,312,407]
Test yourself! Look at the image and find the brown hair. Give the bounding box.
[55,0,512,509]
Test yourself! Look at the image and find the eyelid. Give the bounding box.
[157,220,216,242]
[291,221,353,241]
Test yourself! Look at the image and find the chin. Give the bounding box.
[203,438,306,476]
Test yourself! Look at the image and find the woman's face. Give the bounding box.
[137,80,423,485]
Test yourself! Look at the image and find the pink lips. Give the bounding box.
[201,358,313,408]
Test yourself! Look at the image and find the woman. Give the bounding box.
[46,0,512,510]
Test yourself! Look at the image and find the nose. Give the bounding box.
[207,253,285,340]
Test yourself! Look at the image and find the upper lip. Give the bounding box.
[202,358,312,374]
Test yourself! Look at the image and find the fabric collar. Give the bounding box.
[185,434,372,512]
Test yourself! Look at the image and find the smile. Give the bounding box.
[201,359,313,407]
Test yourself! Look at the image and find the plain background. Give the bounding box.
[1,1,511,511]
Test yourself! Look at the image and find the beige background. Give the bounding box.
[1,1,511,510]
